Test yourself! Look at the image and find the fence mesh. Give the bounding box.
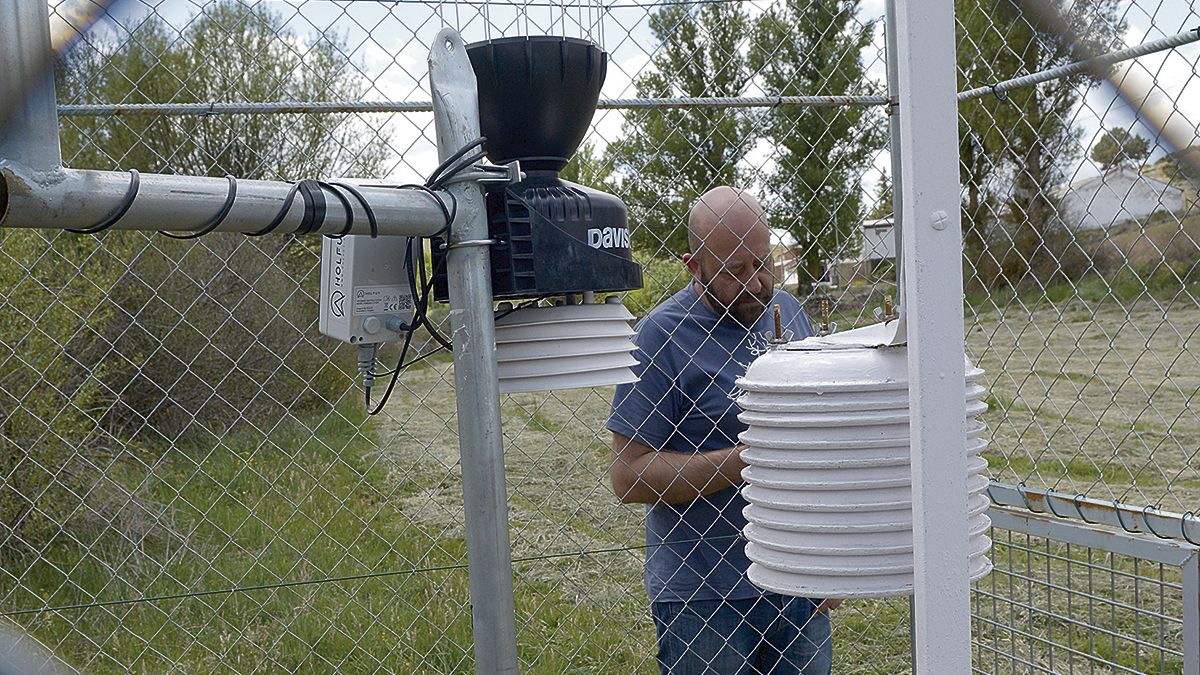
[974,518,1191,674]
[0,0,1196,671]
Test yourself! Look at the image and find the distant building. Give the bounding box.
[859,217,895,262]
[1058,168,1184,230]
[773,245,802,291]
[774,219,898,290]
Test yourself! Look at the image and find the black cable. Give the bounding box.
[415,241,454,351]
[245,181,303,237]
[362,135,494,413]
[427,149,488,190]
[425,136,486,188]
[245,180,354,238]
[328,181,378,238]
[67,169,140,234]
[159,175,238,240]
[367,324,417,416]
[369,345,449,379]
[494,296,551,322]
[318,180,355,238]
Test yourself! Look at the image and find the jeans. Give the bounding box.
[651,593,832,675]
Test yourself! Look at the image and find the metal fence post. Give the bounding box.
[892,0,972,671]
[428,28,520,675]
[885,0,903,294]
[0,0,62,171]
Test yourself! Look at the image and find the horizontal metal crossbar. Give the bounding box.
[989,483,1200,548]
[958,27,1200,100]
[56,94,890,117]
[54,28,1199,118]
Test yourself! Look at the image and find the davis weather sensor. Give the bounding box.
[327,35,644,395]
[431,37,642,302]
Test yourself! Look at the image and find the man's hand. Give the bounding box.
[610,433,749,505]
[816,598,843,614]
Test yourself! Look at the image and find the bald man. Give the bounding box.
[607,187,832,674]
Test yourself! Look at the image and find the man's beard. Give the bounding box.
[698,269,773,327]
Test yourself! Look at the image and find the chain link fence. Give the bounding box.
[0,0,1196,671]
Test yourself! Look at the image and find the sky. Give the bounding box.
[52,0,1200,208]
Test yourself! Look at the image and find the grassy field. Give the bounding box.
[2,287,1196,672]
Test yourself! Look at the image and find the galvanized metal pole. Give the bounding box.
[428,29,520,675]
[885,0,904,332]
[0,168,455,238]
[0,0,62,172]
[892,0,972,672]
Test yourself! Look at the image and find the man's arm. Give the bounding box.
[610,432,747,505]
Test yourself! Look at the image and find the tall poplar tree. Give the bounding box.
[956,0,1124,287]
[607,2,753,256]
[750,0,882,292]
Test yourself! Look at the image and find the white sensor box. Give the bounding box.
[319,235,417,345]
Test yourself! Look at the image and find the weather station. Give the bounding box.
[0,2,642,668]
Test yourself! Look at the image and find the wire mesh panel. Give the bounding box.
[0,0,1197,672]
[975,509,1197,674]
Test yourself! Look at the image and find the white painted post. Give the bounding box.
[892,0,972,672]
[1184,552,1199,675]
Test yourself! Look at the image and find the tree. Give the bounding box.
[956,0,1027,272]
[607,3,753,256]
[62,2,385,180]
[749,0,882,292]
[52,1,385,437]
[560,141,615,190]
[866,171,892,221]
[1090,128,1150,171]
[956,0,1124,288]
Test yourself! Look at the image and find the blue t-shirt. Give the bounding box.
[607,284,814,603]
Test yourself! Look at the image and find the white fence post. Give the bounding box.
[892,0,972,671]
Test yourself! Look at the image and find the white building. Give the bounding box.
[859,217,895,261]
[1058,168,1184,230]
[823,218,895,287]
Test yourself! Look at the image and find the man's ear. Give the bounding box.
[681,252,701,280]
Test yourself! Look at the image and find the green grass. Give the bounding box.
[5,286,1198,672]
[0,399,655,673]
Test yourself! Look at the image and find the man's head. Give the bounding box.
[682,186,775,326]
